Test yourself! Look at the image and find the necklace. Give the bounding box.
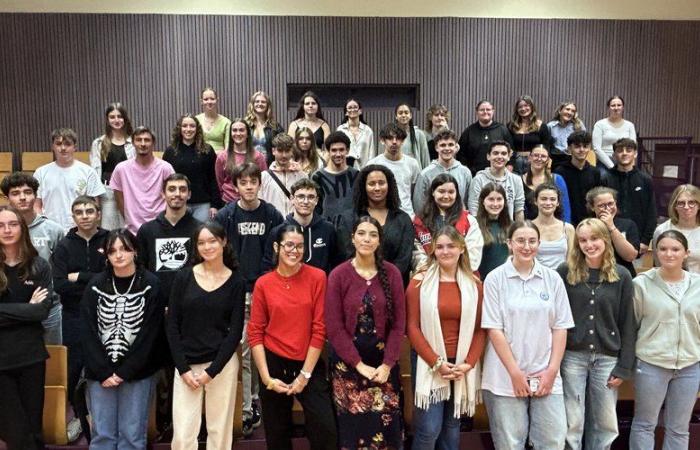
[583,279,603,297]
[113,273,136,295]
[351,258,377,286]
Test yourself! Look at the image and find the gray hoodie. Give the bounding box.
[467,168,525,220]
[29,214,65,262]
[412,159,473,213]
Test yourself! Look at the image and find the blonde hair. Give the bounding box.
[668,184,700,226]
[567,218,620,285]
[244,91,279,129]
[424,226,480,283]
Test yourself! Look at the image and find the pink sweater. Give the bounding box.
[215,150,267,203]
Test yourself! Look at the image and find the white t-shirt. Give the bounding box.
[35,161,106,231]
[481,257,574,397]
[366,153,421,218]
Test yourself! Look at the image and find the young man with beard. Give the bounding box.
[51,195,109,441]
[137,174,201,290]
[110,127,175,234]
[215,162,283,437]
[1,172,64,344]
[468,141,525,221]
[136,173,201,438]
[554,131,602,226]
[263,179,340,273]
[601,138,657,255]
[367,122,421,218]
[311,132,358,223]
[412,128,472,211]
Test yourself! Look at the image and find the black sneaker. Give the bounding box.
[242,418,254,438]
[251,402,262,428]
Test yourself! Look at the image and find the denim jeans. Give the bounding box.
[86,375,155,450]
[410,350,460,449]
[630,360,700,450]
[482,389,567,450]
[42,301,62,345]
[241,292,259,420]
[561,350,620,450]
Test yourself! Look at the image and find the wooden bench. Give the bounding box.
[44,345,69,445]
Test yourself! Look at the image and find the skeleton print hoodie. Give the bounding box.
[81,268,164,382]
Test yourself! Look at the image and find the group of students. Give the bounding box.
[0,87,698,450]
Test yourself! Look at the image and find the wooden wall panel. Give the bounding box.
[0,14,698,166]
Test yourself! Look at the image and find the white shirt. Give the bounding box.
[366,153,421,219]
[337,122,376,168]
[35,161,106,231]
[481,257,574,397]
[653,220,700,274]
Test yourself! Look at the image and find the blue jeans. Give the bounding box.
[86,375,155,450]
[410,350,460,449]
[561,350,620,450]
[412,388,461,450]
[42,301,62,345]
[630,360,700,450]
[482,389,566,450]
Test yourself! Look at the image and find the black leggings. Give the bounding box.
[0,361,46,450]
[259,349,337,450]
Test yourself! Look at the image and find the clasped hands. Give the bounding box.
[436,361,472,381]
[356,362,392,383]
[180,370,213,390]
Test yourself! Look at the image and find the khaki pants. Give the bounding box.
[171,356,239,450]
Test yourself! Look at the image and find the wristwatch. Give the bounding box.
[430,356,444,372]
[299,369,312,379]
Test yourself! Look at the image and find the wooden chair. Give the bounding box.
[586,150,597,167]
[43,385,68,445]
[43,345,69,445]
[22,152,53,172]
[45,345,68,387]
[75,151,91,165]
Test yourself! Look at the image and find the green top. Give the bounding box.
[478,221,509,279]
[196,113,231,152]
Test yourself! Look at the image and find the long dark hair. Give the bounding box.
[394,103,417,154]
[419,173,463,234]
[340,98,367,124]
[352,216,394,327]
[294,91,326,121]
[0,206,38,293]
[226,118,257,176]
[272,224,304,267]
[476,183,512,246]
[170,114,207,154]
[101,102,134,162]
[353,165,401,214]
[191,221,239,271]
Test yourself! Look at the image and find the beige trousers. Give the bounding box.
[171,356,239,450]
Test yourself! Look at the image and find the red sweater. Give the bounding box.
[406,278,486,367]
[248,264,327,361]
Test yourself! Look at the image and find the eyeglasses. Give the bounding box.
[281,242,304,252]
[510,238,539,248]
[530,153,549,160]
[676,200,698,209]
[595,201,616,210]
[294,194,317,203]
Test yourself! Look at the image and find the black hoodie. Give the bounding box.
[554,160,602,226]
[601,166,657,245]
[136,211,202,295]
[51,228,109,312]
[457,121,514,174]
[262,213,340,273]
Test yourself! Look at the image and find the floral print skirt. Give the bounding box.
[329,291,402,450]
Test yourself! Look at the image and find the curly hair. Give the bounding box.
[170,114,207,154]
[352,165,401,214]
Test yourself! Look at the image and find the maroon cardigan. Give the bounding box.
[324,260,406,367]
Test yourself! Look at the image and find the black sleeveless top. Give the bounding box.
[103,143,128,183]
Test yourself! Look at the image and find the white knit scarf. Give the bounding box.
[414,264,481,417]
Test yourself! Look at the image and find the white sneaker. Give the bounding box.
[67,417,82,442]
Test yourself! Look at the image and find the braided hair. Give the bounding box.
[352,215,394,327]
